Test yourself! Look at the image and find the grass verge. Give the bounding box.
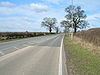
[64,35,100,75]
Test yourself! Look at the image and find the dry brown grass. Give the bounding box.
[75,28,100,57]
[75,28,100,46]
[73,36,100,57]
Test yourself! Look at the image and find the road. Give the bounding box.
[0,34,68,75]
[0,35,58,56]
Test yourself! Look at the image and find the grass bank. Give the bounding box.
[64,35,100,75]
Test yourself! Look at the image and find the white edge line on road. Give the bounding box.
[58,36,64,75]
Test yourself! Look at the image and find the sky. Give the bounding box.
[0,0,100,32]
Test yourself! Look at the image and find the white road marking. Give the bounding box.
[0,47,12,51]
[23,71,24,75]
[13,46,19,50]
[0,46,32,62]
[58,36,64,75]
[23,44,29,46]
[28,42,34,44]
[63,44,69,75]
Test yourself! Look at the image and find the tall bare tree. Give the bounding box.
[60,20,70,33]
[41,17,57,33]
[55,26,60,33]
[65,5,89,33]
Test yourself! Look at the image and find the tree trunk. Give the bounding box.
[74,23,77,33]
[56,31,58,34]
[49,27,52,33]
[74,27,77,33]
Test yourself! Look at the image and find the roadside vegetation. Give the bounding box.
[75,28,100,56]
[61,5,100,75]
[75,28,100,46]
[64,35,100,75]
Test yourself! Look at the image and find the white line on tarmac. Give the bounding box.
[28,42,34,44]
[13,46,19,50]
[0,47,12,51]
[0,46,32,62]
[58,36,64,75]
[23,44,29,46]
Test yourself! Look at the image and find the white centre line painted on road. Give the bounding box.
[0,46,32,62]
[13,46,19,50]
[23,44,29,46]
[0,47,12,51]
[28,42,35,44]
[58,36,64,75]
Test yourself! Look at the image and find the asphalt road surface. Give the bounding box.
[0,34,68,75]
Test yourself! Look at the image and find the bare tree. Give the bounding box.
[60,20,70,33]
[65,5,89,33]
[55,26,60,33]
[41,17,57,33]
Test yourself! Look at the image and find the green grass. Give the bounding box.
[64,36,100,75]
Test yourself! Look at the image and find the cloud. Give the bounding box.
[87,13,100,21]
[0,1,16,7]
[29,3,48,12]
[0,2,49,16]
[86,13,100,28]
[20,3,49,13]
[21,17,35,22]
[42,0,60,3]
[0,1,66,32]
[0,16,43,32]
[73,0,100,12]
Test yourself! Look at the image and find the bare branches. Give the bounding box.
[41,17,57,33]
[64,5,89,33]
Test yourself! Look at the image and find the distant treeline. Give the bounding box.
[0,32,55,40]
[75,28,100,46]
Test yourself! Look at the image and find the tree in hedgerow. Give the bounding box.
[41,17,57,33]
